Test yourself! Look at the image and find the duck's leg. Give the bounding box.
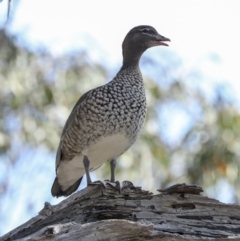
[110,158,117,182]
[83,155,92,185]
[109,158,120,192]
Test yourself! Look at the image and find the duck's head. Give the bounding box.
[122,25,170,68]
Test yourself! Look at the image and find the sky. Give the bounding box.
[1,0,240,96]
[2,0,239,93]
[1,0,240,236]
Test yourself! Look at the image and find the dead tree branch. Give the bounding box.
[1,183,240,241]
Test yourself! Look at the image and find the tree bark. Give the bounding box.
[1,182,240,241]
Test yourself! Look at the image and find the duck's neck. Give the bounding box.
[120,46,146,71]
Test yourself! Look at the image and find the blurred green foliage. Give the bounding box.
[0,28,239,207]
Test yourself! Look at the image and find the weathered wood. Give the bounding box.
[1,183,240,241]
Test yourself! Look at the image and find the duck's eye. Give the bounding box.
[141,28,149,34]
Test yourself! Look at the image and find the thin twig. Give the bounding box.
[5,0,12,25]
[0,0,12,25]
[7,0,11,20]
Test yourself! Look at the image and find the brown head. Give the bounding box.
[121,25,170,69]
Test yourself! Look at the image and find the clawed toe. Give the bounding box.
[89,180,106,188]
[105,180,121,193]
[122,180,134,187]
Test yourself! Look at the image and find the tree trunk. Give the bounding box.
[1,182,240,241]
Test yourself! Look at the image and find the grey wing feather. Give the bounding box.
[61,89,93,138]
[55,89,93,170]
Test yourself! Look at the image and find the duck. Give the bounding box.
[51,25,170,197]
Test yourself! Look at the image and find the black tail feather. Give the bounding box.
[51,177,83,197]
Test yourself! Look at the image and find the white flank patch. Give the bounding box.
[57,133,131,191]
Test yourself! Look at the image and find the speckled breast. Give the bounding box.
[62,66,146,160]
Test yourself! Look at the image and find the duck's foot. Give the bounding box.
[89,180,106,188]
[89,180,121,193]
[89,180,139,194]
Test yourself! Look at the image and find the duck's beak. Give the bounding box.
[155,34,170,46]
